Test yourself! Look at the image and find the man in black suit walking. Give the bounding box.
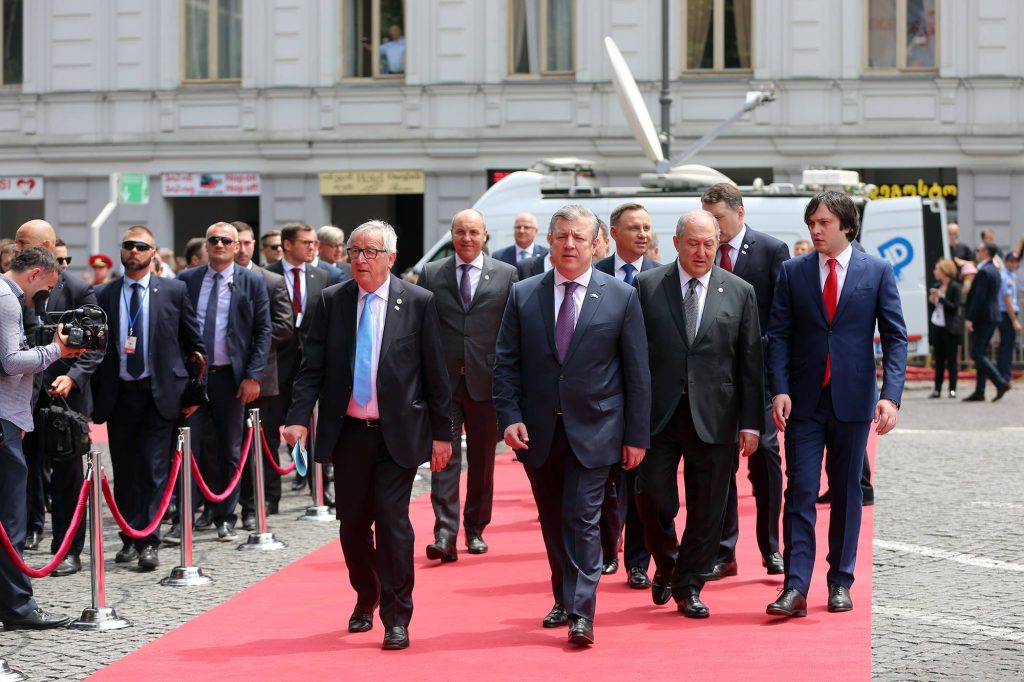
[593,202,658,589]
[418,209,517,561]
[963,240,1011,401]
[493,204,651,646]
[284,220,452,651]
[634,210,764,618]
[701,183,790,579]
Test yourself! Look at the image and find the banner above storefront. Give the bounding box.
[161,173,261,197]
[0,176,44,200]
[319,170,424,195]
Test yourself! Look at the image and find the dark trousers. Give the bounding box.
[600,467,650,571]
[931,326,959,392]
[430,379,497,543]
[185,367,244,527]
[635,396,736,597]
[108,383,176,549]
[21,430,46,536]
[333,418,417,628]
[782,385,869,596]
[972,321,1006,393]
[998,311,1017,381]
[30,390,87,558]
[523,418,609,622]
[241,395,282,515]
[0,419,38,620]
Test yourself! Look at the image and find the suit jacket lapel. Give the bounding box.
[467,257,495,311]
[692,268,726,347]
[731,230,754,279]
[380,275,404,360]
[662,264,690,347]
[342,282,358,375]
[226,263,239,336]
[444,257,462,308]
[801,255,828,322]
[537,271,557,358]
[562,274,606,365]
[833,251,867,321]
[147,278,160,362]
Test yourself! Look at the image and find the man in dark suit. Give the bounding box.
[962,240,1011,401]
[177,222,271,540]
[634,210,764,619]
[491,212,548,266]
[233,222,294,527]
[268,222,329,493]
[493,204,651,647]
[418,209,517,561]
[766,191,907,618]
[593,202,658,589]
[283,220,452,651]
[700,184,790,580]
[517,253,549,280]
[92,225,206,570]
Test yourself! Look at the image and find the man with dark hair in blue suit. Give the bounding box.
[493,204,651,647]
[766,191,907,618]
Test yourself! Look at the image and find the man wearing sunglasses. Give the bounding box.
[175,223,271,542]
[91,226,206,571]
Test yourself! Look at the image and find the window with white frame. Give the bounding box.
[1,0,22,86]
[683,0,752,72]
[508,0,574,76]
[342,0,405,79]
[866,0,937,71]
[182,0,242,83]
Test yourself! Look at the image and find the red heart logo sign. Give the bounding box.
[16,178,35,195]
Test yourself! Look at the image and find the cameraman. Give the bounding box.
[0,247,83,629]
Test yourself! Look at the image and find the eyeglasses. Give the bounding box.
[207,236,236,246]
[56,257,72,265]
[121,240,154,252]
[347,247,389,260]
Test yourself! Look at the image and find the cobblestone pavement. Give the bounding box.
[874,380,1024,680]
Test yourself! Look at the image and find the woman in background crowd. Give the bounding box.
[929,258,962,398]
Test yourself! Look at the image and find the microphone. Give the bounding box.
[228,281,235,292]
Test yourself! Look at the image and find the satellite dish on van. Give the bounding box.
[604,37,667,171]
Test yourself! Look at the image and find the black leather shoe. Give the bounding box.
[163,523,181,546]
[25,530,42,552]
[382,626,409,650]
[291,477,307,492]
[2,607,71,630]
[466,535,488,554]
[704,559,737,581]
[163,501,177,524]
[348,608,375,633]
[627,566,651,589]
[425,538,457,563]
[242,513,257,531]
[194,507,215,530]
[567,617,594,646]
[115,542,139,563]
[542,603,569,628]
[816,490,832,504]
[601,558,619,575]
[52,554,81,577]
[827,584,853,612]
[862,488,875,506]
[323,489,336,508]
[651,572,672,605]
[266,499,279,515]
[138,545,160,570]
[766,588,808,617]
[217,522,238,542]
[994,382,1012,402]
[928,390,941,398]
[763,552,785,575]
[962,392,986,402]
[678,588,709,619]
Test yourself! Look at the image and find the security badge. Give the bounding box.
[125,331,137,354]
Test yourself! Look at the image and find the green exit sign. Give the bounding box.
[119,173,149,204]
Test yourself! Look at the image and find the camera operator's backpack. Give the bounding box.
[38,400,92,462]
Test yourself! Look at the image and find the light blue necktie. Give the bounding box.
[353,292,375,406]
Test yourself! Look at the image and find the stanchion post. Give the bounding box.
[0,658,26,682]
[299,402,332,522]
[239,408,285,551]
[161,427,212,586]
[71,451,131,631]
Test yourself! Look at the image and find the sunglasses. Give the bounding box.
[121,240,154,252]
[207,236,236,246]
[264,243,282,251]
[56,257,72,265]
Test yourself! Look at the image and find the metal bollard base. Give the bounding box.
[237,532,285,551]
[69,607,132,631]
[160,565,213,587]
[0,659,26,682]
[298,505,334,522]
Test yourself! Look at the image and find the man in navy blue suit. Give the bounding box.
[766,191,907,617]
[962,240,1011,401]
[493,204,651,647]
[176,222,271,540]
[92,226,206,570]
[593,202,658,589]
[491,212,548,266]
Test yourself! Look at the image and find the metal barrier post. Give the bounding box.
[239,408,285,551]
[300,403,332,522]
[70,451,131,631]
[161,427,212,586]
[0,658,26,682]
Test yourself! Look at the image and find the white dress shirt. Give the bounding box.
[118,273,152,380]
[541,254,553,272]
[196,264,234,366]
[346,279,390,419]
[717,225,747,269]
[818,243,853,297]
[455,251,485,300]
[614,252,646,282]
[282,259,307,313]
[553,267,592,331]
[676,261,712,333]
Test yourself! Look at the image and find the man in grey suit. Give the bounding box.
[633,210,764,619]
[493,204,651,647]
[418,209,518,562]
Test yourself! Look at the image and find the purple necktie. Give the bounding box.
[555,281,580,362]
[459,263,472,309]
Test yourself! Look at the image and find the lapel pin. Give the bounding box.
[590,293,599,299]
[717,287,724,293]
[743,243,749,249]
[484,274,490,281]
[396,298,402,305]
[394,305,400,311]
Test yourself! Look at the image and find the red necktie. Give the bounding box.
[822,258,838,386]
[291,267,302,316]
[718,244,733,272]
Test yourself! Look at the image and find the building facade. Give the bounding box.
[0,0,1020,275]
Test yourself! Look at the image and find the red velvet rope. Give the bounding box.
[101,450,182,539]
[261,427,296,476]
[190,426,252,503]
[0,478,92,579]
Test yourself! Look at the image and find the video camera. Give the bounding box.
[37,304,109,352]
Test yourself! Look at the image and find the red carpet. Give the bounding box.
[91,436,873,681]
